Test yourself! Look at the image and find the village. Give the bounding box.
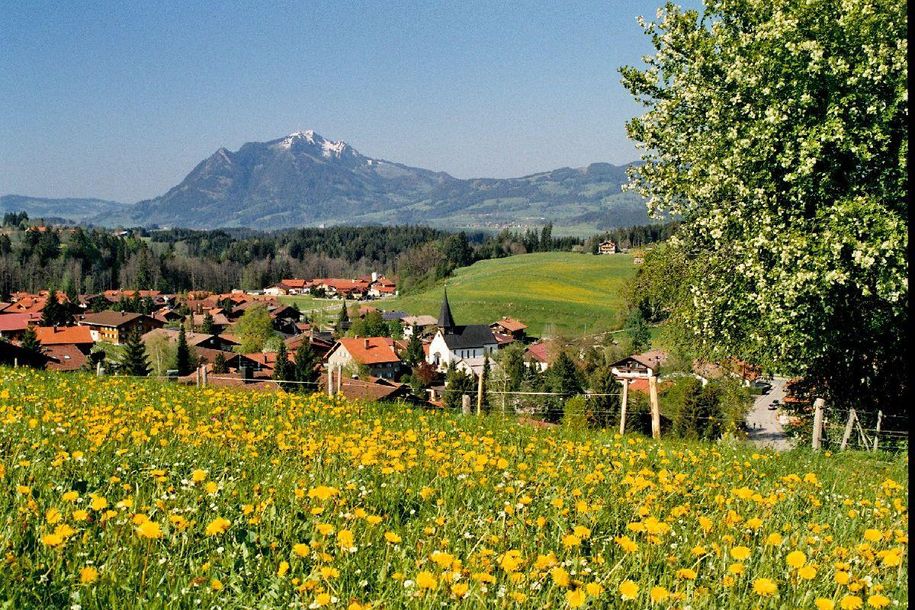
[0,259,777,433]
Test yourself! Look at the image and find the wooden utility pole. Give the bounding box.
[872,410,883,452]
[327,367,334,396]
[336,364,342,394]
[461,394,471,415]
[619,379,629,435]
[648,375,661,439]
[812,398,825,450]
[476,371,484,415]
[201,366,207,388]
[840,408,856,450]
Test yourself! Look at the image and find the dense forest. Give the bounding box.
[0,212,673,297]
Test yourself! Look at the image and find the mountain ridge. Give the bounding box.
[4,131,650,232]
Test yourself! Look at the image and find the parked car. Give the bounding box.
[768,399,780,411]
[751,379,772,394]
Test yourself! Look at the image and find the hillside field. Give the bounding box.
[0,368,907,609]
[387,252,636,338]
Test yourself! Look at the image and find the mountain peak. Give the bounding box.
[278,130,350,159]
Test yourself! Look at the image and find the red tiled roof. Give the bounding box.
[493,317,527,332]
[34,326,94,346]
[45,344,88,371]
[79,310,147,328]
[0,313,37,332]
[525,342,550,363]
[334,337,400,365]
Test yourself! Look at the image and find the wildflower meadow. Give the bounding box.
[0,368,907,609]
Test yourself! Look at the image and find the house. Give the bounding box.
[325,337,402,380]
[609,350,669,377]
[525,341,551,372]
[426,290,499,370]
[402,315,438,338]
[78,311,164,345]
[142,328,239,352]
[329,376,417,403]
[491,317,527,340]
[267,279,313,296]
[44,344,88,372]
[34,325,95,354]
[0,340,50,369]
[0,312,39,341]
[598,240,619,255]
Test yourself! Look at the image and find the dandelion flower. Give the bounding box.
[752,578,777,596]
[618,580,639,600]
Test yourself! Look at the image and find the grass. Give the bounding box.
[384,252,638,338]
[0,367,907,609]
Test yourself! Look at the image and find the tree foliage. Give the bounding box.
[621,0,908,413]
[121,328,150,377]
[234,304,274,354]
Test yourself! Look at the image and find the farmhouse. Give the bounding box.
[326,337,402,380]
[427,291,499,370]
[490,317,527,340]
[402,315,438,338]
[34,325,95,353]
[79,311,164,345]
[598,240,619,254]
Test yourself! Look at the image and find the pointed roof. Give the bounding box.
[438,288,455,330]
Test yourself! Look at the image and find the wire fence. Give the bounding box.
[86,366,908,449]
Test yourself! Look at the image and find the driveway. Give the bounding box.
[746,377,792,451]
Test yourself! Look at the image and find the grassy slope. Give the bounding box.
[384,252,637,338]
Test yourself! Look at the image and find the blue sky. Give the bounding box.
[0,1,672,202]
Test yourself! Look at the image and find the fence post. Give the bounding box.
[476,371,484,415]
[201,365,207,388]
[327,366,334,396]
[648,374,661,440]
[812,398,824,450]
[872,410,883,452]
[461,394,471,415]
[619,378,629,435]
[840,408,856,450]
[336,365,342,394]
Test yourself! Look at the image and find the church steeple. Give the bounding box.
[438,287,455,331]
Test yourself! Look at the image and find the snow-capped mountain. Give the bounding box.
[9,131,649,231]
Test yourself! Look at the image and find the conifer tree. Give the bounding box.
[480,353,492,412]
[201,312,215,334]
[20,326,41,353]
[175,324,193,376]
[404,333,424,367]
[272,341,292,389]
[335,301,349,336]
[212,352,228,374]
[122,328,150,377]
[293,340,319,390]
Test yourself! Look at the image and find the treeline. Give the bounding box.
[1,212,675,297]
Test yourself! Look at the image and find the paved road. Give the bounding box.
[746,377,792,451]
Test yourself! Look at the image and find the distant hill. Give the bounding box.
[286,251,639,338]
[5,130,650,233]
[0,195,128,223]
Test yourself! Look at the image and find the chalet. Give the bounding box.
[78,311,164,345]
[34,325,95,354]
[598,240,619,255]
[0,312,39,341]
[402,315,438,338]
[45,344,88,372]
[317,278,371,299]
[491,317,527,340]
[269,305,302,335]
[142,328,239,352]
[0,340,50,369]
[192,310,231,333]
[285,332,335,359]
[525,341,551,372]
[266,279,313,296]
[326,337,402,380]
[609,350,669,377]
[426,291,499,370]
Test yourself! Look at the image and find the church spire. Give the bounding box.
[438,287,455,331]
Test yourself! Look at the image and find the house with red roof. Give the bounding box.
[325,337,402,379]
